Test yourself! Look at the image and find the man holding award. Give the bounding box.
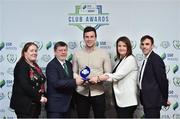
[73,26,112,118]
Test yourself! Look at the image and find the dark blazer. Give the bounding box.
[140,51,168,108]
[10,59,43,114]
[46,57,76,112]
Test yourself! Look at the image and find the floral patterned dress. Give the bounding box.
[29,63,46,97]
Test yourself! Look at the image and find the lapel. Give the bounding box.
[113,60,120,71]
[143,51,154,75]
[112,58,124,73]
[54,57,67,76]
[113,58,125,70]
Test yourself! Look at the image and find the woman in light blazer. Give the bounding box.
[99,36,139,118]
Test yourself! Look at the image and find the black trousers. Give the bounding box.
[15,103,41,118]
[47,111,71,118]
[47,102,74,118]
[75,93,106,118]
[144,107,161,118]
[112,89,137,118]
[115,105,137,118]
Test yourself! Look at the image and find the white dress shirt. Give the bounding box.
[139,50,152,89]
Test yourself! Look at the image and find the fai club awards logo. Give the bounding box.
[68,3,109,31]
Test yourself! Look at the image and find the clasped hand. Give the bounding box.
[40,96,47,103]
[89,74,109,84]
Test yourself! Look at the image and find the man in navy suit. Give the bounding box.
[46,41,83,118]
[139,35,170,118]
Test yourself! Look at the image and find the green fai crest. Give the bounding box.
[68,3,109,31]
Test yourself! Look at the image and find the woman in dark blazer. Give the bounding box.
[10,42,47,118]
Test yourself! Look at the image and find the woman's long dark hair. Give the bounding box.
[116,36,132,60]
[18,42,38,63]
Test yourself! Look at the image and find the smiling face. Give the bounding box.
[84,31,96,49]
[54,45,68,61]
[117,41,127,58]
[24,44,38,63]
[140,38,154,56]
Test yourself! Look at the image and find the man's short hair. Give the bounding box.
[83,26,97,38]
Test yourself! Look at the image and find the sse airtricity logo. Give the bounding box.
[68,3,109,31]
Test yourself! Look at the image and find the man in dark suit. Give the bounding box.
[46,41,83,118]
[139,35,170,118]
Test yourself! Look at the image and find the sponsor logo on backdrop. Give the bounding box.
[160,41,170,49]
[99,41,111,50]
[130,40,136,49]
[0,55,4,63]
[46,41,52,50]
[6,80,13,87]
[7,54,17,64]
[0,41,5,51]
[169,90,178,98]
[0,79,5,88]
[161,53,179,61]
[5,42,17,50]
[0,92,5,100]
[41,54,51,62]
[172,65,179,74]
[173,77,180,87]
[68,3,109,31]
[7,67,14,76]
[68,42,77,50]
[173,40,180,50]
[34,41,43,51]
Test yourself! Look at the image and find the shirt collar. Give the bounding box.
[56,57,65,66]
[144,50,153,60]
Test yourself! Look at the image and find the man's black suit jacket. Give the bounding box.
[46,57,76,112]
[140,51,168,108]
